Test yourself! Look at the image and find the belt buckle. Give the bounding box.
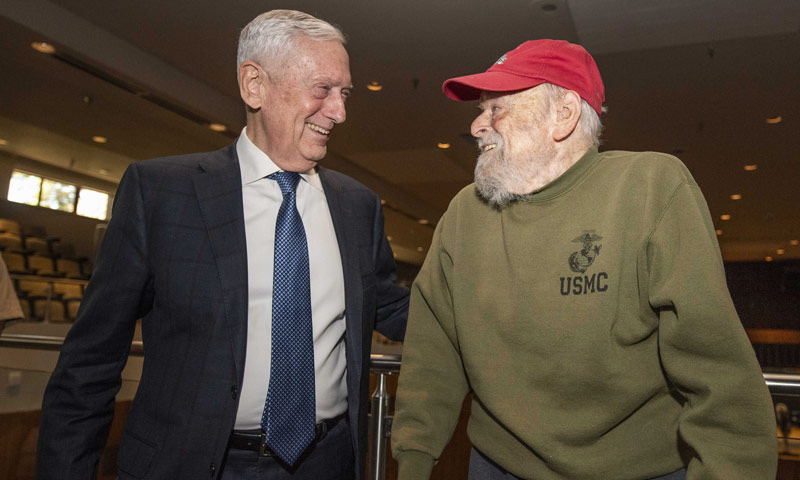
[257,432,274,457]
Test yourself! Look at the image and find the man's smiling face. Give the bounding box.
[257,36,352,172]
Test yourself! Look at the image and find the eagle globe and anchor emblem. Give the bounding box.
[568,232,603,274]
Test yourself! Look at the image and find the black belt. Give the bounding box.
[228,414,345,457]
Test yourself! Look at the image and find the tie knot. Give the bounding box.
[268,171,301,197]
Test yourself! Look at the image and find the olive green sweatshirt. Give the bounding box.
[392,148,777,479]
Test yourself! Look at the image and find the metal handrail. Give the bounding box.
[10,273,90,285]
[764,373,800,395]
[2,333,798,479]
[0,333,143,355]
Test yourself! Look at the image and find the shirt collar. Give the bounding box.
[236,126,323,192]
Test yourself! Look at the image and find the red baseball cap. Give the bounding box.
[442,39,605,115]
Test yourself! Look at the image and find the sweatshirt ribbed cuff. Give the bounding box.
[396,451,436,480]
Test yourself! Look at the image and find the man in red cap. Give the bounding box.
[391,40,776,480]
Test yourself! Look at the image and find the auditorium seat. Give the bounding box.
[22,235,50,254]
[42,299,67,323]
[56,257,89,279]
[17,297,31,321]
[0,218,21,235]
[16,280,51,322]
[1,251,29,275]
[0,231,23,251]
[19,280,67,323]
[0,219,23,252]
[27,254,60,277]
[53,282,82,320]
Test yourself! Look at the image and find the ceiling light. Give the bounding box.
[777,249,785,255]
[367,81,383,92]
[92,136,107,144]
[744,165,757,171]
[765,256,773,262]
[0,139,8,146]
[766,116,782,124]
[209,123,226,132]
[730,194,742,200]
[416,246,424,252]
[418,219,429,225]
[31,42,56,54]
[715,229,722,236]
[720,214,731,221]
[437,143,451,149]
[791,240,799,246]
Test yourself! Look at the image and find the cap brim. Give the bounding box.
[442,71,546,101]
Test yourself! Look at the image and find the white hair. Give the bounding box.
[539,83,604,147]
[237,10,346,81]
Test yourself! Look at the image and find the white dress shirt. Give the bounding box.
[234,127,347,429]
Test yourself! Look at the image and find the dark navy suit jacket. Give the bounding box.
[36,143,409,479]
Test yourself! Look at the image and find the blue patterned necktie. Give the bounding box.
[261,171,315,465]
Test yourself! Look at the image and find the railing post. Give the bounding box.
[370,371,389,480]
[368,354,401,480]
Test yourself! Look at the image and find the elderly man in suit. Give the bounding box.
[37,10,408,480]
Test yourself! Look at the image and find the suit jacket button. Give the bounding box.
[209,462,216,476]
[231,386,238,399]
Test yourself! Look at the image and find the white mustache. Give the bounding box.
[477,134,503,153]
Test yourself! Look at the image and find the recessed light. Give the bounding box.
[777,249,785,255]
[31,42,56,54]
[437,143,451,149]
[715,229,723,236]
[791,240,799,246]
[367,81,383,92]
[0,139,8,146]
[720,214,731,221]
[418,219,429,225]
[416,246,424,252]
[765,256,774,262]
[92,136,107,144]
[730,194,742,200]
[766,116,782,124]
[209,123,226,132]
[744,165,758,171]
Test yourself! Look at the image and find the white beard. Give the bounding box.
[474,133,556,208]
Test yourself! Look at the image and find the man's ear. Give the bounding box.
[552,90,582,142]
[239,61,264,110]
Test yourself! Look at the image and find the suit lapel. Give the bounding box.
[318,169,364,384]
[192,143,249,382]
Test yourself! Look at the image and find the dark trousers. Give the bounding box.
[468,447,687,480]
[220,417,355,480]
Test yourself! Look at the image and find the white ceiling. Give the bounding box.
[0,0,798,264]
